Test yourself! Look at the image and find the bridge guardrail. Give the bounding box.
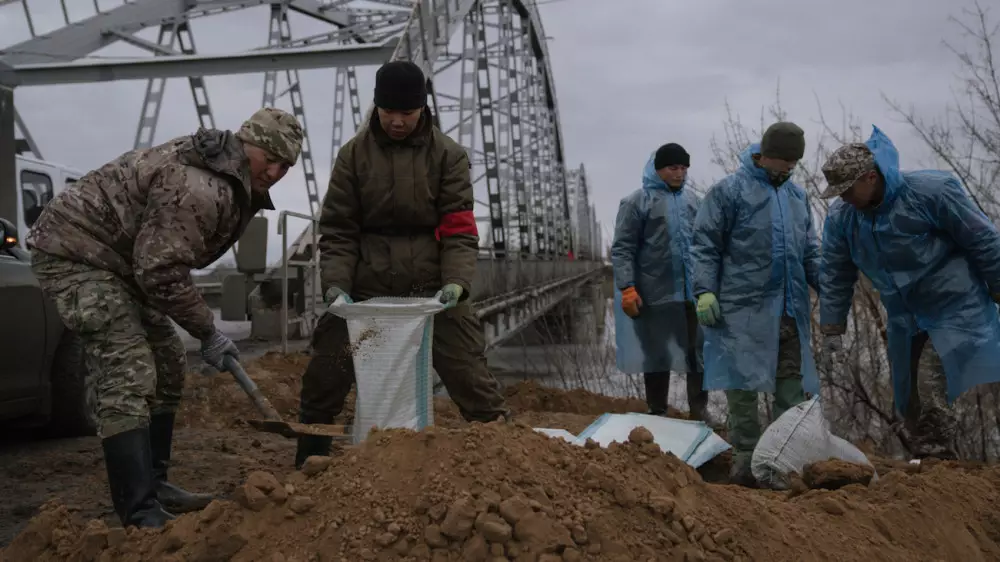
[278,210,321,353]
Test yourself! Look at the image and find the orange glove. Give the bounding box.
[621,286,642,318]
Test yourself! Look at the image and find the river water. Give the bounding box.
[486,299,728,423]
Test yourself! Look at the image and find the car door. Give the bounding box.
[0,245,48,417]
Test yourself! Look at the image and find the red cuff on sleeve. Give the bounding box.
[435,210,478,241]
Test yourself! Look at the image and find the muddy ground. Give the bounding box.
[6,351,992,562]
[0,351,676,548]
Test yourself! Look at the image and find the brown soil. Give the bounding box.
[7,425,1000,562]
[5,352,1000,562]
[0,352,640,551]
[174,351,649,434]
[803,459,876,490]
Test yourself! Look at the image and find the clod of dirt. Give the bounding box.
[299,455,333,477]
[628,426,654,444]
[804,459,876,490]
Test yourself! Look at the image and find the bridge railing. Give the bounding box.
[278,210,321,352]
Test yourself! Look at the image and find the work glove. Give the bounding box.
[324,286,352,305]
[437,283,463,309]
[200,330,240,371]
[621,286,642,318]
[696,292,721,326]
[820,333,843,373]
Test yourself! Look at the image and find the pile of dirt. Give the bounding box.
[8,419,1000,562]
[176,352,313,430]
[176,352,648,435]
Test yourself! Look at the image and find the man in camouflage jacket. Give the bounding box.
[26,108,303,528]
[294,60,511,467]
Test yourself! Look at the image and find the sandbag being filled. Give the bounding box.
[327,297,444,444]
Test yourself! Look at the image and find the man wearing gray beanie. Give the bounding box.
[689,121,821,487]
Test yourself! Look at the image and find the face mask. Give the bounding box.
[765,168,791,185]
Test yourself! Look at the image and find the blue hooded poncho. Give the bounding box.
[689,143,822,394]
[820,125,1000,414]
[611,152,703,374]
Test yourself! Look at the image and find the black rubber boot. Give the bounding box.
[102,427,175,528]
[294,413,334,470]
[149,413,215,513]
[643,372,670,416]
[687,372,709,423]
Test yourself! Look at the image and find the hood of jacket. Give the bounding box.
[738,142,791,186]
[177,128,271,210]
[863,125,904,214]
[641,152,689,192]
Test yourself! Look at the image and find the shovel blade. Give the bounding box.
[247,418,353,440]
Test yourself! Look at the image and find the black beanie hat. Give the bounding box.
[653,143,690,169]
[760,122,806,161]
[374,61,428,111]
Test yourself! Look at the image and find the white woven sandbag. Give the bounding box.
[327,297,444,444]
[751,396,877,489]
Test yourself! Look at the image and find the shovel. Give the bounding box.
[222,356,353,440]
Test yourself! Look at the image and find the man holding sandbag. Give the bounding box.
[294,61,512,468]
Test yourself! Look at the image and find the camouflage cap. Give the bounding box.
[235,107,303,165]
[820,143,876,199]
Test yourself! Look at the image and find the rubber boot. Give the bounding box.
[149,413,215,513]
[728,451,758,488]
[643,372,670,416]
[295,413,334,470]
[686,372,709,423]
[102,427,175,528]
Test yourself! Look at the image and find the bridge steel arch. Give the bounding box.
[0,0,603,347]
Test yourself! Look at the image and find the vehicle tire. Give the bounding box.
[44,330,97,438]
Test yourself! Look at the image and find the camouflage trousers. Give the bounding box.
[904,332,958,459]
[726,316,805,464]
[30,250,187,439]
[299,300,510,425]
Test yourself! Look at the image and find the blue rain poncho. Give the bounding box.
[690,144,821,394]
[610,153,703,374]
[820,125,1000,414]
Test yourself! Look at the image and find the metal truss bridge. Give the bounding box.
[0,0,606,350]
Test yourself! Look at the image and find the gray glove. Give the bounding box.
[200,330,240,371]
[325,286,352,304]
[820,334,843,373]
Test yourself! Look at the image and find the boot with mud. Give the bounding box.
[149,413,215,513]
[728,453,758,488]
[294,413,335,469]
[102,426,175,528]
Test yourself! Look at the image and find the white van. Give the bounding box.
[14,154,84,248]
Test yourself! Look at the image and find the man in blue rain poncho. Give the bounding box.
[610,143,708,421]
[690,122,821,486]
[817,126,1000,460]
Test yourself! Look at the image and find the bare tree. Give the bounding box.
[884,1,1000,215]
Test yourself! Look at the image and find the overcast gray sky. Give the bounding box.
[0,0,986,263]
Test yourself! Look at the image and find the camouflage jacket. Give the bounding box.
[318,110,479,300]
[27,129,264,341]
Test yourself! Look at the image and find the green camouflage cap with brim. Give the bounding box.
[235,107,304,166]
[820,143,876,199]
